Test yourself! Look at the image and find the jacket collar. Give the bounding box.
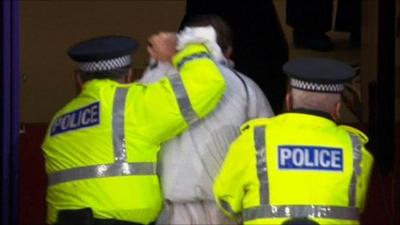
[291,108,335,121]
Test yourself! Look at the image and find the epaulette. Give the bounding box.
[339,125,369,144]
[240,118,271,133]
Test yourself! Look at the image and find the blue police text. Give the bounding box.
[50,102,100,136]
[278,146,343,171]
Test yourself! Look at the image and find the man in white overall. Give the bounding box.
[140,15,274,224]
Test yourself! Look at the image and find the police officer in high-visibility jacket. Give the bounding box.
[214,58,373,225]
[42,30,226,225]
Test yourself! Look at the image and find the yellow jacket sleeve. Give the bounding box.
[359,146,374,212]
[131,43,226,145]
[213,128,256,221]
[172,44,226,119]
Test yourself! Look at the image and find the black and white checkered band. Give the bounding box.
[78,55,131,73]
[290,78,344,93]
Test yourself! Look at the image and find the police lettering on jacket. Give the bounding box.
[278,146,343,171]
[50,102,100,136]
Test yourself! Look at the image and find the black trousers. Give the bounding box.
[335,0,361,35]
[286,0,361,35]
[56,218,153,225]
[56,208,154,225]
[93,219,155,225]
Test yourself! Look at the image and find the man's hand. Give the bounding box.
[147,32,177,63]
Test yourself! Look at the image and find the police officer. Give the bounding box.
[42,32,226,225]
[213,58,374,225]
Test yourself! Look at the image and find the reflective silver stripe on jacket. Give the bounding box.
[246,127,360,222]
[172,52,210,123]
[48,162,156,186]
[176,52,211,70]
[348,134,362,207]
[243,205,359,221]
[169,74,198,124]
[49,88,156,186]
[113,88,128,162]
[254,126,269,204]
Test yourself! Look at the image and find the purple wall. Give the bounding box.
[1,0,20,225]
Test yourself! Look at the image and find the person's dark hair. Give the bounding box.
[79,66,130,82]
[183,14,233,54]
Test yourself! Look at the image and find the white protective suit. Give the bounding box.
[139,27,274,225]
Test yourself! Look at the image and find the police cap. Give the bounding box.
[68,35,138,73]
[283,58,355,93]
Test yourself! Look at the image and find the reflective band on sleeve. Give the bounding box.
[243,205,359,221]
[176,52,211,70]
[113,88,128,162]
[169,73,198,124]
[48,162,156,186]
[348,134,362,207]
[254,126,269,204]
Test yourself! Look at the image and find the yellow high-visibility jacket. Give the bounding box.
[42,44,226,224]
[214,111,374,225]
